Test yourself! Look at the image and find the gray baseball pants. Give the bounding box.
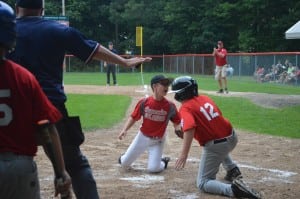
[197,130,238,197]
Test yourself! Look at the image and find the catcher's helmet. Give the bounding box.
[171,76,198,102]
[0,1,16,50]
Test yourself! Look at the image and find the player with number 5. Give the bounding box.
[0,1,71,198]
[170,76,261,199]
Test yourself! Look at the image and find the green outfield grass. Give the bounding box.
[64,72,300,138]
[211,96,300,138]
[66,94,131,130]
[64,72,300,95]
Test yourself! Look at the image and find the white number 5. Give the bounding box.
[200,102,219,121]
[0,90,12,126]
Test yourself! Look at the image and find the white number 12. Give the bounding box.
[0,89,12,126]
[200,102,219,121]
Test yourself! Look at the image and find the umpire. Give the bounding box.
[104,41,118,86]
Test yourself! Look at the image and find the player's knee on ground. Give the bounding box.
[147,163,163,173]
[119,155,133,168]
[197,178,208,191]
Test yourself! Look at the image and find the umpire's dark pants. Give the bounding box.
[54,103,99,199]
[106,64,117,85]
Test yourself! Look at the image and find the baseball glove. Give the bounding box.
[175,129,184,139]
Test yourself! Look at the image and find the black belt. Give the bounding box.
[213,138,227,144]
[213,130,235,144]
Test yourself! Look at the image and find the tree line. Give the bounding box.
[7,0,300,55]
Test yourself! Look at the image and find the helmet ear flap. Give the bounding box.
[192,79,198,96]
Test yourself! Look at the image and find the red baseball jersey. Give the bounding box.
[131,96,181,138]
[215,48,227,66]
[0,60,62,156]
[179,95,232,146]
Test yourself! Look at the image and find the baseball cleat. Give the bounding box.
[225,166,242,182]
[232,179,261,199]
[118,155,122,165]
[161,157,170,169]
[217,89,224,93]
[224,88,229,94]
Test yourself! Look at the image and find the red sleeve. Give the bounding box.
[180,107,196,132]
[130,98,144,121]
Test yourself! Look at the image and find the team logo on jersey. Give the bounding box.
[144,106,167,122]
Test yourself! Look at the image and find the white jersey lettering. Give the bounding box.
[0,89,13,126]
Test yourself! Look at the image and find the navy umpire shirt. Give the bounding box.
[8,16,99,104]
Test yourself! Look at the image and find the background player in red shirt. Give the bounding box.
[0,2,71,198]
[213,40,229,93]
[118,75,181,173]
[171,76,261,199]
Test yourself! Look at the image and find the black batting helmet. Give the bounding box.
[171,76,198,102]
[0,1,16,50]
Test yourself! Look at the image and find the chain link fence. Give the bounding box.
[64,52,300,85]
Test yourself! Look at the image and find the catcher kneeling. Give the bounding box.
[118,75,181,173]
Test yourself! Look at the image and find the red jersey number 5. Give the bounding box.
[200,102,219,121]
[0,89,12,126]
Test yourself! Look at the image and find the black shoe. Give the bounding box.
[217,89,224,93]
[225,88,229,94]
[232,179,261,199]
[161,157,170,169]
[118,156,122,164]
[225,167,242,182]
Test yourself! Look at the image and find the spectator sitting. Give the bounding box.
[287,64,296,76]
[295,69,300,84]
[263,64,279,82]
[254,66,265,82]
[278,71,288,84]
[284,66,299,84]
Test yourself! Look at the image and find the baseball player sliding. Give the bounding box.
[171,76,261,199]
[118,75,181,173]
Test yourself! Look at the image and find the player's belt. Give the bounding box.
[145,135,161,140]
[213,138,227,144]
[213,130,235,144]
[142,132,161,140]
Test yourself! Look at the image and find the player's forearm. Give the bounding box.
[93,45,152,68]
[173,123,181,131]
[180,129,194,157]
[212,50,216,56]
[41,124,66,177]
[93,45,128,66]
[122,117,135,132]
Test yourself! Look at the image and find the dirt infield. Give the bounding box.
[36,85,300,199]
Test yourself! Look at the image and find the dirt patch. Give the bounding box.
[36,85,300,199]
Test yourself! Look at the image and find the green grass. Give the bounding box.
[211,96,300,138]
[66,94,131,130]
[63,72,300,138]
[64,72,300,95]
